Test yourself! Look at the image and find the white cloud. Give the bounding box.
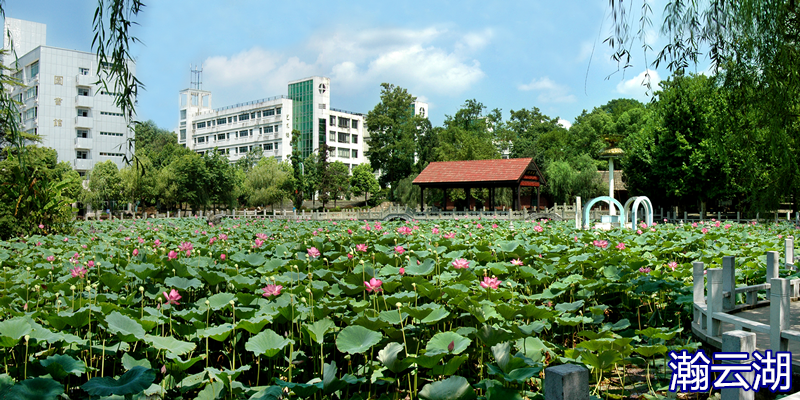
[518,77,576,103]
[558,119,572,129]
[616,69,661,98]
[202,26,489,103]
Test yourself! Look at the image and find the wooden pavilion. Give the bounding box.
[412,158,547,212]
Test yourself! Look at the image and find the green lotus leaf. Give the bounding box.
[248,385,283,400]
[418,375,477,400]
[305,318,336,345]
[164,276,204,290]
[81,366,156,397]
[429,354,469,376]
[197,324,234,341]
[40,354,86,378]
[0,317,32,347]
[2,377,64,400]
[405,258,435,275]
[554,300,585,313]
[245,329,292,358]
[207,292,236,310]
[121,353,152,371]
[377,342,411,374]
[635,344,668,358]
[194,379,225,400]
[105,311,146,341]
[244,253,266,266]
[426,332,471,356]
[144,335,196,358]
[335,325,383,355]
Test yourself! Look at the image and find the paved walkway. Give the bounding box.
[718,301,800,364]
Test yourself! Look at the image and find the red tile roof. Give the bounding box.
[413,158,538,185]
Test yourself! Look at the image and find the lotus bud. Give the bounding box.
[271,276,276,282]
[70,285,76,291]
[359,260,365,265]
[229,300,235,306]
[157,297,163,302]
[34,285,39,291]
[26,267,30,271]
[92,283,98,289]
[301,297,307,303]
[139,286,144,292]
[396,302,402,308]
[24,335,29,342]
[205,300,210,306]
[56,299,61,305]
[405,255,410,260]
[54,293,59,298]
[323,258,328,262]
[412,283,417,288]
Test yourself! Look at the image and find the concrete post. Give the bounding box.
[770,278,791,352]
[693,262,705,328]
[737,212,740,223]
[545,364,589,400]
[722,256,736,311]
[707,268,722,338]
[766,251,779,298]
[576,196,582,229]
[786,236,794,266]
[684,211,688,222]
[721,331,756,400]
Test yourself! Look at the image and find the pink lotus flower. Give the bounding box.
[480,276,502,289]
[399,267,405,275]
[364,277,383,292]
[307,247,321,258]
[347,229,353,234]
[87,260,95,268]
[220,253,226,260]
[616,242,625,250]
[163,289,181,305]
[133,249,139,256]
[348,253,354,259]
[692,222,698,228]
[637,229,643,234]
[256,233,268,240]
[179,242,193,252]
[476,224,483,229]
[394,246,405,255]
[219,234,228,241]
[511,259,523,266]
[533,225,543,232]
[262,284,283,297]
[724,224,732,229]
[397,226,412,235]
[668,261,678,271]
[452,258,470,269]
[443,232,456,239]
[70,266,87,278]
[715,221,721,227]
[356,244,368,253]
[253,238,264,248]
[639,267,651,274]
[492,224,498,229]
[168,250,178,260]
[701,227,708,234]
[63,237,68,242]
[432,227,440,234]
[38,224,44,229]
[593,240,609,249]
[154,239,161,246]
[46,255,55,262]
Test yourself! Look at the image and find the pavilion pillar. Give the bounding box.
[537,186,541,211]
[420,187,424,212]
[512,186,518,211]
[443,188,448,211]
[465,187,472,211]
[517,185,522,211]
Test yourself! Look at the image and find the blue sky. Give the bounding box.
[4,1,704,131]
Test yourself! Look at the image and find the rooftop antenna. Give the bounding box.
[190,64,203,90]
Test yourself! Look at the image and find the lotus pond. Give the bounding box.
[0,217,794,399]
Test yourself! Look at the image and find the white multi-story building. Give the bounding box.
[3,18,135,175]
[178,76,368,169]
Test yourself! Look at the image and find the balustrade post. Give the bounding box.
[707,268,722,338]
[684,211,688,222]
[722,256,736,311]
[786,236,794,266]
[769,277,791,352]
[693,262,706,328]
[737,212,740,223]
[544,364,589,400]
[721,331,756,400]
[767,251,779,298]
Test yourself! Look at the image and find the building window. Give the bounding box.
[24,107,37,120]
[196,121,206,129]
[338,132,349,143]
[329,115,336,126]
[76,150,88,159]
[29,61,39,79]
[99,152,125,157]
[239,146,248,154]
[338,117,350,128]
[329,132,336,141]
[78,87,90,96]
[352,134,358,144]
[263,125,274,133]
[329,147,336,157]
[338,148,350,158]
[352,119,358,129]
[77,109,89,117]
[100,111,124,117]
[25,86,38,100]
[319,103,326,110]
[14,93,22,103]
[100,131,124,137]
[352,149,358,158]
[250,112,256,119]
[264,108,275,117]
[217,133,225,140]
[79,67,90,75]
[239,113,249,121]
[180,129,186,141]
[216,118,226,125]
[263,143,273,151]
[276,107,281,115]
[77,130,89,138]
[180,110,187,120]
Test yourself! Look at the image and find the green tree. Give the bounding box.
[508,107,565,167]
[365,83,419,188]
[119,154,155,210]
[317,143,332,208]
[244,157,292,210]
[203,149,237,209]
[434,100,500,162]
[82,160,123,212]
[134,120,189,170]
[350,163,380,203]
[289,129,305,209]
[328,161,351,207]
[545,154,604,204]
[169,154,208,211]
